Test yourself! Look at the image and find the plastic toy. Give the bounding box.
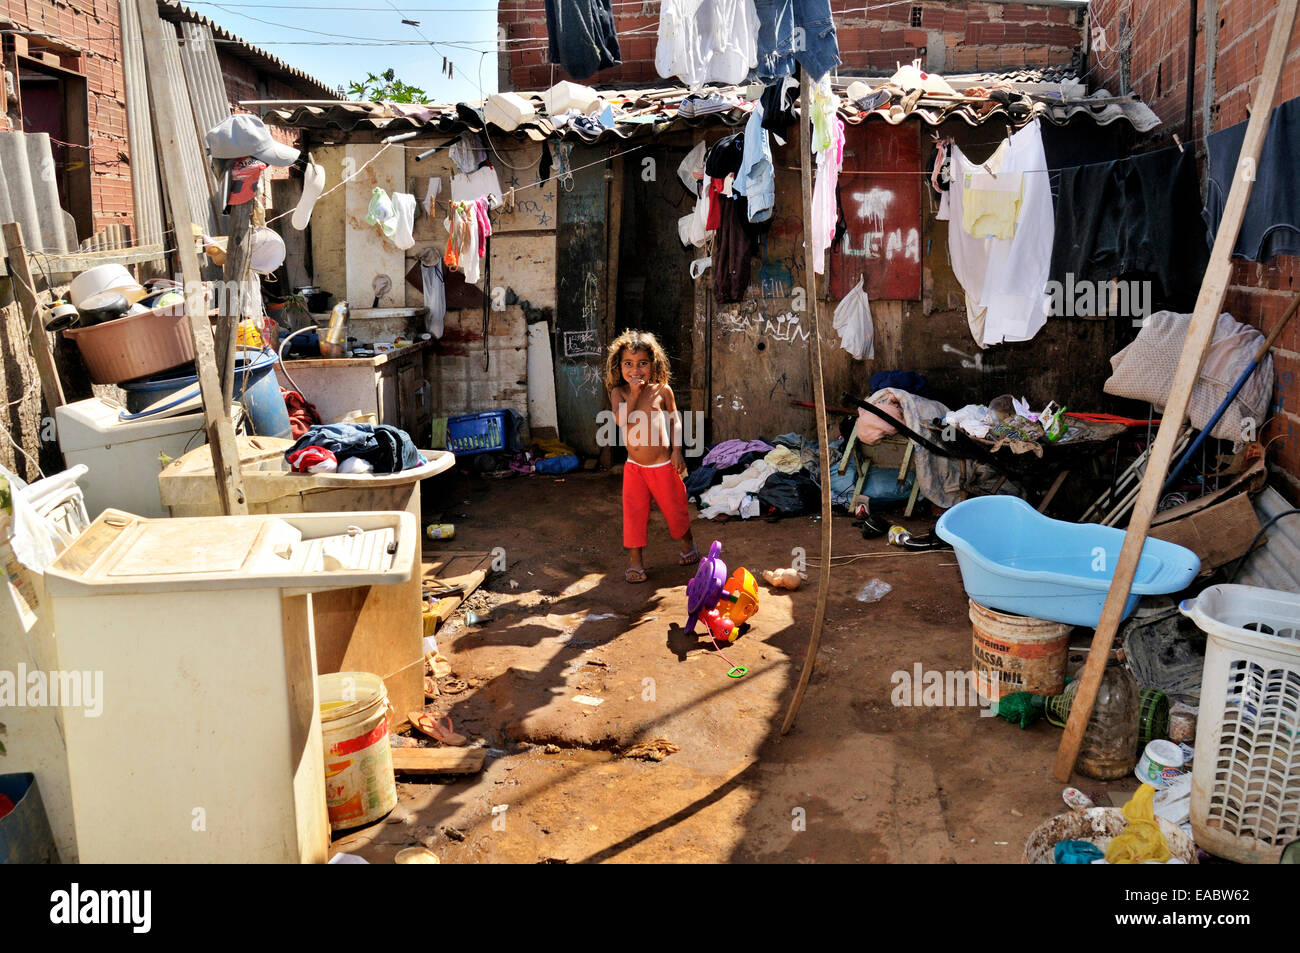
[685,541,760,648]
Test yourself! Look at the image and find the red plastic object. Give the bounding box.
[0,793,14,821]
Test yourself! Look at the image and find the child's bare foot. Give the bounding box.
[625,566,647,584]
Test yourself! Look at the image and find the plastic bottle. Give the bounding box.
[1075,656,1140,780]
[426,523,455,540]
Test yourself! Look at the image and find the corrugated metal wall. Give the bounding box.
[119,0,166,251]
[0,131,75,255]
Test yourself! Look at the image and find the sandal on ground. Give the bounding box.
[409,711,467,746]
[678,544,700,566]
[625,567,648,584]
[424,676,439,699]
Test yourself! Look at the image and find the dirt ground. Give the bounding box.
[332,469,1143,864]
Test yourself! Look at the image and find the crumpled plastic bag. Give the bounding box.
[366,187,397,237]
[832,274,875,360]
[1105,784,1171,864]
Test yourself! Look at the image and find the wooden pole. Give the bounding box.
[217,200,254,408]
[136,0,247,515]
[3,222,66,414]
[780,72,834,735]
[1053,0,1299,782]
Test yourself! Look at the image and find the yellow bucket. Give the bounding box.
[318,672,397,831]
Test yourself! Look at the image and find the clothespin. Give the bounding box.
[504,186,516,213]
[1173,133,1185,154]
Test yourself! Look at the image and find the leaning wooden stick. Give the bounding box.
[1053,0,1300,782]
[780,71,834,735]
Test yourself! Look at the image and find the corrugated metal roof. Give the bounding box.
[1235,486,1300,592]
[159,1,340,101]
[265,82,1160,143]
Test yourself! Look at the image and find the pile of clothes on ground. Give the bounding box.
[686,429,916,520]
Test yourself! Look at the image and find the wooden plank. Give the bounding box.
[0,244,166,278]
[421,550,492,626]
[3,222,65,413]
[390,747,486,775]
[136,0,246,516]
[1053,0,1300,783]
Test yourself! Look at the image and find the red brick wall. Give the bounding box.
[1091,0,1300,498]
[497,0,1086,90]
[3,0,134,236]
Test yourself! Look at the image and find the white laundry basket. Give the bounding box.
[1180,585,1300,863]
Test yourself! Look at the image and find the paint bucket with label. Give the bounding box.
[1136,739,1185,788]
[969,599,1071,701]
[318,672,397,831]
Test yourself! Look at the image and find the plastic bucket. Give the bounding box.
[120,347,291,437]
[318,672,397,831]
[969,599,1071,700]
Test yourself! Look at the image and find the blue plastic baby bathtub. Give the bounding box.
[935,496,1201,628]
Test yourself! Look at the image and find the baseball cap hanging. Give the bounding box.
[206,113,301,166]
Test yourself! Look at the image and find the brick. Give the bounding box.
[904,28,928,47]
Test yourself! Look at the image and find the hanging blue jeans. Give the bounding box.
[754,0,841,84]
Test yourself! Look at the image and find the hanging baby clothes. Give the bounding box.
[474,196,493,257]
[940,119,1055,347]
[390,192,417,250]
[656,0,758,87]
[544,0,621,80]
[444,201,473,274]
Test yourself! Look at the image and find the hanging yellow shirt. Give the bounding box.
[961,170,1025,240]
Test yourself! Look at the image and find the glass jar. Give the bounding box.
[1075,657,1140,781]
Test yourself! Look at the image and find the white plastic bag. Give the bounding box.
[833,275,875,360]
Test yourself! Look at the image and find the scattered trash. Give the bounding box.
[328,852,369,864]
[441,825,466,842]
[543,744,561,754]
[622,739,679,761]
[572,694,604,706]
[763,567,805,590]
[440,678,468,695]
[1136,739,1186,788]
[425,523,455,540]
[394,846,440,864]
[509,579,519,589]
[1168,701,1197,744]
[1063,787,1094,811]
[465,611,491,625]
[856,579,893,603]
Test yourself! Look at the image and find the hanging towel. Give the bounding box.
[421,257,447,338]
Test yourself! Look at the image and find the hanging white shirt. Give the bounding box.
[943,120,1055,347]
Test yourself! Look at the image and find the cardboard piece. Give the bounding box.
[1148,491,1261,573]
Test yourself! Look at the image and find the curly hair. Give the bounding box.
[604,329,671,392]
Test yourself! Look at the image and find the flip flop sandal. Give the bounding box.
[408,711,467,746]
[678,544,700,566]
[625,567,648,584]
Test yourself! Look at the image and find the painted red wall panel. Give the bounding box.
[829,122,923,301]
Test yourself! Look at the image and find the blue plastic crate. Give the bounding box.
[446,409,519,456]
